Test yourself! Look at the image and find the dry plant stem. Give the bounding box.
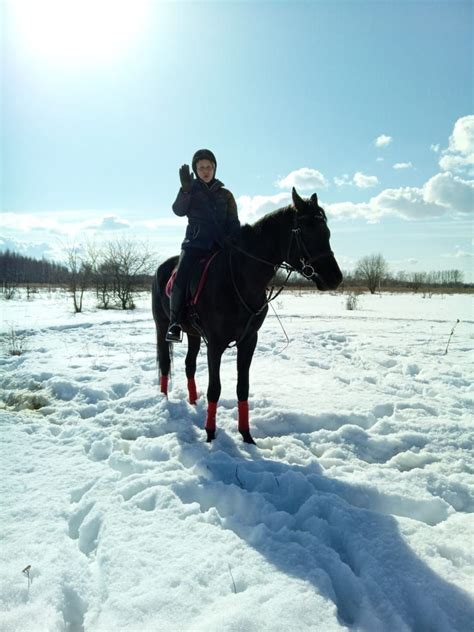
[444,319,460,355]
[22,565,31,589]
[228,564,237,594]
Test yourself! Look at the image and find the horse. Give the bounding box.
[152,187,343,444]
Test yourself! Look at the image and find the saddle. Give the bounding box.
[165,251,220,307]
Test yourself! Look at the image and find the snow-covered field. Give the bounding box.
[1,289,473,632]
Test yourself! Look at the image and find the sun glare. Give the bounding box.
[7,0,150,64]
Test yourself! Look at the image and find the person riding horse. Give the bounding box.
[166,149,241,342]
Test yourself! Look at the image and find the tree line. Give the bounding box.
[346,254,465,293]
[0,247,469,308]
[273,253,467,294]
[0,250,69,287]
[1,241,157,311]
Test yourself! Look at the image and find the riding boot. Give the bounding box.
[166,283,185,343]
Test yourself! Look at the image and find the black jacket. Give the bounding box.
[172,178,240,251]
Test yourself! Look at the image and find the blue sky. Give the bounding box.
[1,0,473,280]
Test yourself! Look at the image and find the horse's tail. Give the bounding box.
[152,259,178,397]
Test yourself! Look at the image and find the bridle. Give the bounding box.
[286,210,334,281]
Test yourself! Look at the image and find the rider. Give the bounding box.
[166,149,241,342]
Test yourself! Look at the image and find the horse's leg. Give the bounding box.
[185,334,200,404]
[157,324,171,396]
[205,342,225,442]
[236,333,258,444]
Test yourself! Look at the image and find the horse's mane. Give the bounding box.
[240,205,294,243]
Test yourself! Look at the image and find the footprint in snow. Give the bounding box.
[68,500,103,556]
[68,502,94,540]
[70,479,98,503]
[77,511,102,556]
[83,437,113,461]
[61,584,88,631]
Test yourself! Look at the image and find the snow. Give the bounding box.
[1,289,473,631]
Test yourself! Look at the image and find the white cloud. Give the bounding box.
[374,134,393,148]
[353,172,379,189]
[441,245,473,259]
[430,143,440,153]
[327,186,445,222]
[328,171,473,222]
[0,213,67,234]
[326,201,376,221]
[439,153,474,174]
[334,172,379,188]
[423,172,474,214]
[389,258,419,266]
[0,211,135,237]
[86,215,131,231]
[237,192,291,223]
[371,187,446,219]
[327,119,474,222]
[439,115,474,175]
[376,157,384,162]
[0,237,59,260]
[393,162,413,170]
[276,167,328,191]
[333,174,352,187]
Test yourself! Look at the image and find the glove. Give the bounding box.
[179,164,194,192]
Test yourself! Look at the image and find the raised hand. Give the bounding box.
[179,164,194,192]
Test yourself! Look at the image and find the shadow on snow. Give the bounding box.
[171,419,473,632]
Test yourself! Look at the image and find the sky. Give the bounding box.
[1,0,473,280]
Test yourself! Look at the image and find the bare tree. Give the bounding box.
[355,254,388,294]
[450,269,463,285]
[84,242,114,309]
[105,239,156,309]
[64,245,90,312]
[410,271,427,293]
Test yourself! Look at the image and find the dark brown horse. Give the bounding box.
[152,188,342,444]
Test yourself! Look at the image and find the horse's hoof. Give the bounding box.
[206,429,216,443]
[240,430,256,445]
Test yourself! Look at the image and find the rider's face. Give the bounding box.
[196,159,215,183]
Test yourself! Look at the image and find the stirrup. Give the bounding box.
[165,323,183,343]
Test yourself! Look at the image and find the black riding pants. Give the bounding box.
[170,248,208,321]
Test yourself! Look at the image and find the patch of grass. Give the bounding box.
[3,390,50,411]
[2,326,27,356]
[345,293,360,310]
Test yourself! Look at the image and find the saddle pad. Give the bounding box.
[165,269,177,298]
[165,251,220,304]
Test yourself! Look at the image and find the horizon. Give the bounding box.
[1,0,473,280]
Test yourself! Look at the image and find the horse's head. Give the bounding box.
[289,188,343,291]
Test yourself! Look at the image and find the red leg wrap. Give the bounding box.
[238,400,249,432]
[205,401,217,431]
[187,378,198,405]
[160,375,168,396]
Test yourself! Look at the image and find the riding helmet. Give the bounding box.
[192,149,217,175]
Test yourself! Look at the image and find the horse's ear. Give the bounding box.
[292,187,306,212]
[310,193,319,207]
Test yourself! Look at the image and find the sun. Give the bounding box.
[6,0,150,65]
